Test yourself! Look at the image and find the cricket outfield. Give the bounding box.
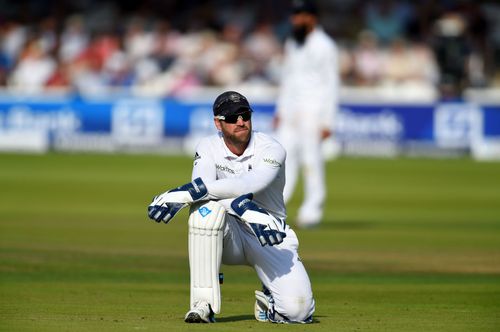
[1,153,499,331]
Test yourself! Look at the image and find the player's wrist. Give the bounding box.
[187,178,208,201]
[169,178,208,203]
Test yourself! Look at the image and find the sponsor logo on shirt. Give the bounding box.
[216,164,235,174]
[263,158,281,168]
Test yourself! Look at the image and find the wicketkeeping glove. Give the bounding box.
[231,193,287,247]
[148,177,208,223]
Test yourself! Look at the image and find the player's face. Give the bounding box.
[290,12,316,30]
[215,111,252,146]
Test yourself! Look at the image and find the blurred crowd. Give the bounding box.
[1,0,499,98]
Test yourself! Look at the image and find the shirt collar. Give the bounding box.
[219,131,255,160]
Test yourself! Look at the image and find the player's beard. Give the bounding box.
[230,126,251,146]
[223,123,251,151]
[292,24,308,45]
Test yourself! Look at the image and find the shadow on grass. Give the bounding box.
[217,314,254,322]
[217,314,325,324]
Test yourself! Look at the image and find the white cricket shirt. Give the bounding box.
[276,26,339,129]
[192,131,286,219]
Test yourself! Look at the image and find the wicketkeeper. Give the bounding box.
[147,91,315,323]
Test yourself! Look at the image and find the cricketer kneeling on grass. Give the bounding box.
[147,91,315,324]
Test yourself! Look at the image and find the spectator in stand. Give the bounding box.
[9,37,56,93]
[206,23,245,87]
[0,20,28,71]
[352,30,384,85]
[432,10,471,100]
[59,15,89,65]
[337,44,355,86]
[1,1,499,93]
[151,20,181,72]
[243,22,281,82]
[462,1,489,87]
[381,37,414,84]
[124,18,156,63]
[482,1,500,86]
[364,0,410,45]
[71,32,120,95]
[103,46,133,87]
[37,17,58,56]
[45,61,71,90]
[407,41,439,87]
[379,37,438,99]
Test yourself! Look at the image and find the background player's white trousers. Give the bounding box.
[222,215,315,322]
[277,122,326,224]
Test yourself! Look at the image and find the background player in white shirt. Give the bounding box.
[147,91,315,324]
[275,0,339,228]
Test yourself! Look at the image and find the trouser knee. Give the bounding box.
[274,295,315,322]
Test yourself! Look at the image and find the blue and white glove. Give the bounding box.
[231,194,287,247]
[148,177,208,223]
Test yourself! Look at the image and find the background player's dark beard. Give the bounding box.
[292,25,308,45]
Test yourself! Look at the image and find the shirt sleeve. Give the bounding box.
[191,140,217,183]
[205,143,285,200]
[321,40,339,130]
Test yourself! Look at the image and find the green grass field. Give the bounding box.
[1,153,499,331]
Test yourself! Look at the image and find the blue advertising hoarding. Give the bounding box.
[0,94,498,158]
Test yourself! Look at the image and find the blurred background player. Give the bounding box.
[148,91,315,324]
[274,0,339,228]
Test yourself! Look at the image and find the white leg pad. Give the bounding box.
[188,200,226,314]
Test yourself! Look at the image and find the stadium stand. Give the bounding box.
[1,0,499,99]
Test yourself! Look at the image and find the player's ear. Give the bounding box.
[214,117,222,131]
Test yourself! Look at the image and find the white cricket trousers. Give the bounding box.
[277,121,326,224]
[221,215,315,322]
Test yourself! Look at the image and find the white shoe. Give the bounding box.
[254,290,271,322]
[184,300,215,323]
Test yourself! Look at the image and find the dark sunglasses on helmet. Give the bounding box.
[216,111,252,124]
